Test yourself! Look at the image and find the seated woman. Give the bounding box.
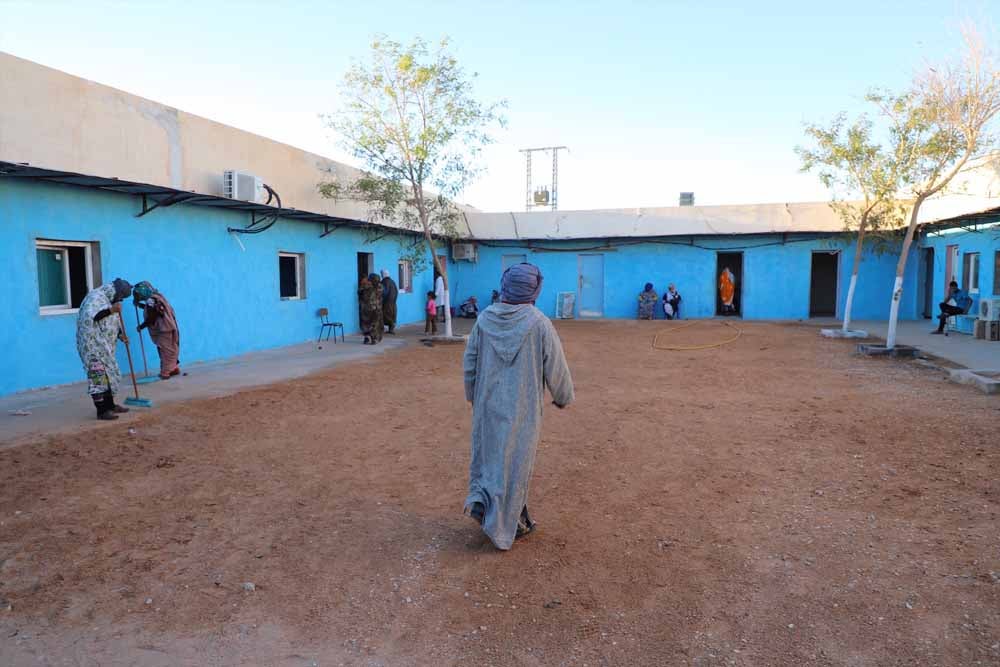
[458,295,480,318]
[663,283,682,320]
[637,283,658,320]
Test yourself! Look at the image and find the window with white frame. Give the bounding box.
[278,252,306,299]
[398,259,413,293]
[36,239,99,314]
[963,252,980,294]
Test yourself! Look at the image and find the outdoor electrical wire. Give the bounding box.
[227,184,282,235]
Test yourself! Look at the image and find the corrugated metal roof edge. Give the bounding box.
[6,159,996,243]
[919,205,1000,231]
[0,159,435,239]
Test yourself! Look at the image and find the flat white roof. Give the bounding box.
[464,194,1000,241]
[464,202,853,240]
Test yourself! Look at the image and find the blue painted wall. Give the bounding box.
[920,220,1000,316]
[0,179,434,396]
[4,175,958,399]
[449,235,920,322]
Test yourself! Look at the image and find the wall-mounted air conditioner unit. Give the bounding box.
[978,297,1000,321]
[452,242,478,262]
[223,170,266,203]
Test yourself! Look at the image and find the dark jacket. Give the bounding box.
[382,277,399,305]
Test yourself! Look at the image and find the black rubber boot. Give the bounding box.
[95,391,118,420]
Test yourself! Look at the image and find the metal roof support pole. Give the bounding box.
[525,151,532,211]
[551,149,558,211]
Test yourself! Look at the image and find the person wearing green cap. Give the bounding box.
[133,281,181,379]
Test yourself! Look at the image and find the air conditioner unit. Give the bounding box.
[223,170,265,203]
[978,297,1000,321]
[452,242,478,262]
[556,292,576,319]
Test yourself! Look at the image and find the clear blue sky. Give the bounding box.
[1,0,996,210]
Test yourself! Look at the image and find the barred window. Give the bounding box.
[398,259,413,293]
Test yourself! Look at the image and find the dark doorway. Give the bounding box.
[357,252,374,282]
[921,248,935,319]
[809,251,839,317]
[715,252,743,317]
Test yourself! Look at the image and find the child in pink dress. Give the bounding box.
[425,291,438,334]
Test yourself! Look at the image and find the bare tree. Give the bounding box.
[798,114,907,332]
[320,36,505,338]
[879,28,1000,348]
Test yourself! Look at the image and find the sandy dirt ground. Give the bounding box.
[1,321,998,666]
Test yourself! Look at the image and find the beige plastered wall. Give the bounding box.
[0,51,370,220]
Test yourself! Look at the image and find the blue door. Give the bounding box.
[577,254,604,317]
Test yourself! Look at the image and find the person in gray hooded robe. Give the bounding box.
[462,262,574,550]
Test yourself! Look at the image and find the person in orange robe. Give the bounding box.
[719,267,736,315]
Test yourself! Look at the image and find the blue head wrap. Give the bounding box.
[500,263,543,305]
[111,278,132,303]
[644,282,654,292]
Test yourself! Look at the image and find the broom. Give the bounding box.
[118,311,153,408]
[133,303,160,385]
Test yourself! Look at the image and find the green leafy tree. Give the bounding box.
[797,113,907,332]
[875,28,1000,348]
[319,36,505,337]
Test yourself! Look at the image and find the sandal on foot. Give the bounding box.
[515,506,535,539]
[467,502,485,525]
